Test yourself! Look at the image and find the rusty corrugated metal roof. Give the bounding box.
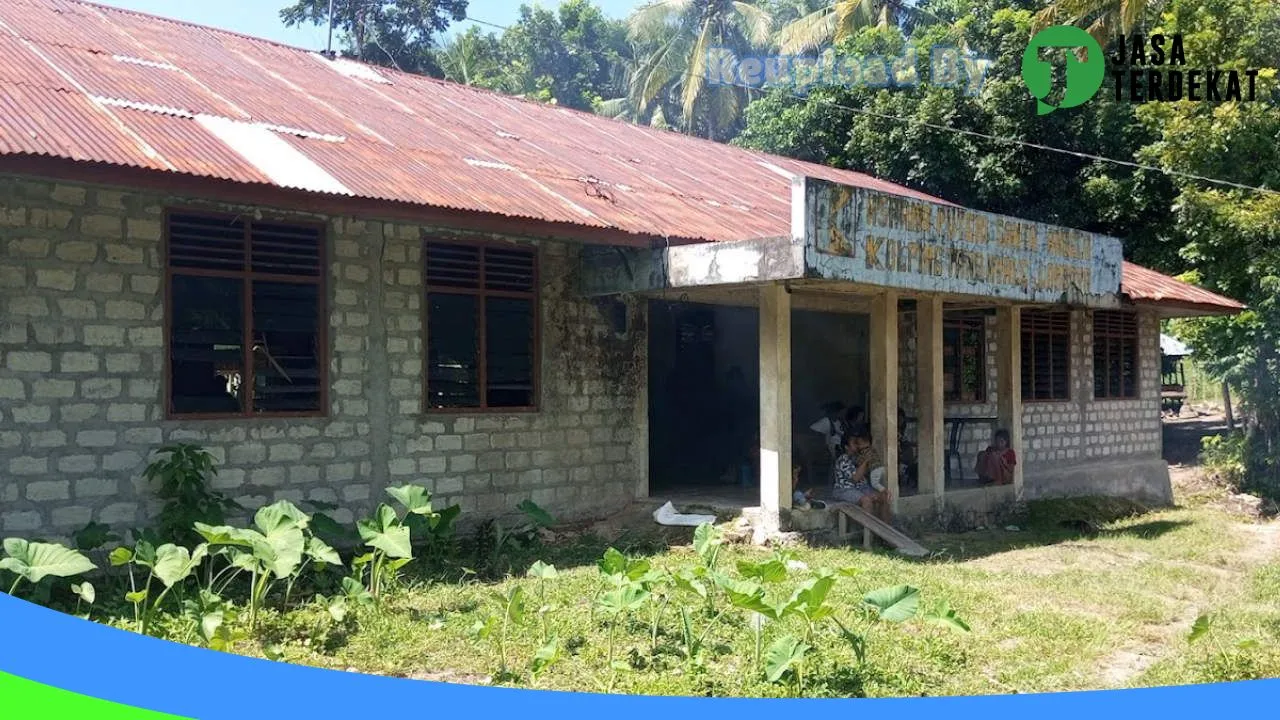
[0,0,950,244]
[1121,262,1244,314]
[0,0,1245,315]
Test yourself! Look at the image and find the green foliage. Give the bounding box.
[1,539,96,596]
[353,484,452,598]
[279,0,468,74]
[144,444,239,546]
[110,539,207,635]
[471,500,556,578]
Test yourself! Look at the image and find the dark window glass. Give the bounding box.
[166,212,325,417]
[424,240,538,411]
[943,313,985,402]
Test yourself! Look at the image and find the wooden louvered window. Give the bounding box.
[943,312,986,403]
[1093,311,1139,399]
[424,239,538,411]
[165,211,326,418]
[1021,311,1072,401]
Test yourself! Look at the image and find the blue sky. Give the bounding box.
[94,1,644,50]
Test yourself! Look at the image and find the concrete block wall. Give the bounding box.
[0,176,646,538]
[897,306,1164,483]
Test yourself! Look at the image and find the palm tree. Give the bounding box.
[1033,0,1167,46]
[777,0,935,55]
[627,0,775,138]
[436,27,507,88]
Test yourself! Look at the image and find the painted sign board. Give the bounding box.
[799,177,1124,307]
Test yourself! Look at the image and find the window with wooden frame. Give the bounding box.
[424,239,538,411]
[1093,311,1139,399]
[1021,311,1072,401]
[165,211,326,418]
[943,312,986,403]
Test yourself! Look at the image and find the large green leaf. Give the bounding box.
[764,635,811,683]
[255,500,310,535]
[781,573,836,621]
[531,637,562,676]
[692,523,722,564]
[598,547,627,576]
[527,560,559,580]
[358,505,401,539]
[193,523,253,547]
[387,485,436,516]
[0,539,96,584]
[671,568,708,599]
[363,522,412,560]
[863,585,921,623]
[597,584,650,616]
[306,537,342,567]
[924,601,971,633]
[1189,613,1213,643]
[152,544,208,588]
[71,582,95,605]
[517,499,554,528]
[738,558,788,584]
[714,575,773,617]
[258,527,305,578]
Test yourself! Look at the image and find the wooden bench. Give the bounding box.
[832,503,930,558]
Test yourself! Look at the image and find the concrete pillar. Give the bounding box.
[869,291,900,512]
[916,296,945,509]
[758,283,792,532]
[996,305,1025,499]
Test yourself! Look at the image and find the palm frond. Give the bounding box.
[731,2,776,49]
[777,7,838,54]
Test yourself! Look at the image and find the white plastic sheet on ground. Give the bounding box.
[652,501,717,527]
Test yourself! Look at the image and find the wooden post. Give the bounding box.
[869,291,900,513]
[758,283,793,537]
[917,296,945,511]
[1223,382,1235,430]
[996,305,1025,499]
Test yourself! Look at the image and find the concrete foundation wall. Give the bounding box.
[0,176,647,538]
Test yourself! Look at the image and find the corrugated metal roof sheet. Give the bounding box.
[0,0,1245,315]
[1121,262,1244,314]
[0,0,948,244]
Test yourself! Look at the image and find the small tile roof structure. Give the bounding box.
[0,0,1244,315]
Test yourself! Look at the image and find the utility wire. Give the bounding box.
[458,9,1279,199]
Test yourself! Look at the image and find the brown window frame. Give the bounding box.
[1021,310,1072,402]
[423,237,540,413]
[1093,311,1140,400]
[163,208,329,420]
[943,312,986,403]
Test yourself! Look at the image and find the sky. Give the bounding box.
[93,1,645,51]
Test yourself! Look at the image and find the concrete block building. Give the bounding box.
[0,0,1243,539]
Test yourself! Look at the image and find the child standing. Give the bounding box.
[976,429,1017,486]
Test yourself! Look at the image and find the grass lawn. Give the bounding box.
[110,475,1280,699]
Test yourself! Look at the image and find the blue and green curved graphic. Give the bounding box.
[0,671,190,719]
[0,591,1276,719]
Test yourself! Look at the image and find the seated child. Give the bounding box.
[976,429,1017,485]
[832,425,891,522]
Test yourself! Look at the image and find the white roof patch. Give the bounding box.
[112,55,180,71]
[310,53,393,85]
[196,114,353,196]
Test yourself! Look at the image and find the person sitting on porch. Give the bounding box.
[832,425,891,522]
[809,401,847,461]
[976,429,1017,486]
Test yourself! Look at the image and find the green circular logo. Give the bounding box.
[1022,26,1106,115]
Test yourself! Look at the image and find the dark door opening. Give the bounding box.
[648,299,872,497]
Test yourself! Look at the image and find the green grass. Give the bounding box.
[87,496,1280,698]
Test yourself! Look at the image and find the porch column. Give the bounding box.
[916,296,945,508]
[996,305,1025,498]
[869,291,900,511]
[758,283,792,530]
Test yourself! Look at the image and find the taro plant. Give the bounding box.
[525,560,559,644]
[353,484,445,600]
[182,588,246,651]
[472,500,555,578]
[196,500,336,630]
[594,548,654,691]
[1,538,96,598]
[471,585,527,677]
[144,444,239,546]
[110,540,208,636]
